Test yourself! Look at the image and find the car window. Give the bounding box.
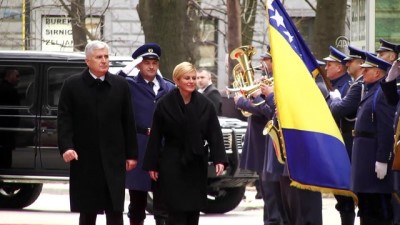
[0,65,35,107]
[47,66,85,107]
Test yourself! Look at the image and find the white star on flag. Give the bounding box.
[270,9,285,28]
[267,0,274,10]
[283,31,294,43]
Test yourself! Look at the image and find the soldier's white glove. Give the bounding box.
[121,57,143,75]
[329,89,341,100]
[386,60,400,82]
[375,161,388,179]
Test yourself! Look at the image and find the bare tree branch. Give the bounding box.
[305,0,316,12]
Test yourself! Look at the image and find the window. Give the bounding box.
[375,0,400,48]
[0,66,35,108]
[350,0,366,42]
[198,17,218,68]
[47,67,85,107]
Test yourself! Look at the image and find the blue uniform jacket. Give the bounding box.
[236,95,270,173]
[236,95,283,179]
[330,75,363,158]
[351,79,395,193]
[381,79,400,192]
[122,72,175,191]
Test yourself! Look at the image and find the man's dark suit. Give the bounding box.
[202,84,222,115]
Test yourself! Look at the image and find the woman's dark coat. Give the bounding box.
[123,73,175,191]
[142,88,227,211]
[57,69,138,213]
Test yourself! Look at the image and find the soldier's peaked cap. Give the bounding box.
[323,46,347,65]
[260,45,272,59]
[376,38,399,53]
[344,46,366,61]
[132,43,161,60]
[360,52,392,71]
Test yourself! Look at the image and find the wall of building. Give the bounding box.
[0,0,318,89]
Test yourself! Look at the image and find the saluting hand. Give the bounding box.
[62,149,78,163]
[386,60,400,82]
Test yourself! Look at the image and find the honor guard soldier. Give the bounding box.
[380,50,400,225]
[324,46,352,102]
[376,38,400,64]
[328,45,366,225]
[234,48,288,225]
[352,53,395,225]
[118,43,175,225]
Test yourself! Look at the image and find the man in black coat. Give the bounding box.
[57,40,138,225]
[196,68,222,115]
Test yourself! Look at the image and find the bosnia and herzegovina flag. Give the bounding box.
[267,0,356,198]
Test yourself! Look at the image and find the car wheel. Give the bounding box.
[0,183,43,209]
[201,186,246,214]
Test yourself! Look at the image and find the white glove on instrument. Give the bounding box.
[329,89,341,100]
[375,161,388,179]
[121,57,143,75]
[386,60,400,82]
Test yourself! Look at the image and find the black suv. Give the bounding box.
[0,51,257,214]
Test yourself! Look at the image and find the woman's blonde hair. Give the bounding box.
[172,62,196,82]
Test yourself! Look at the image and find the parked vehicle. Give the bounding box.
[0,51,257,213]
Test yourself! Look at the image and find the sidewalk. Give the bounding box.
[41,184,360,225]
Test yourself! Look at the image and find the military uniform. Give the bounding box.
[119,43,175,225]
[379,40,400,225]
[352,53,395,224]
[381,70,400,225]
[236,92,288,225]
[322,46,358,225]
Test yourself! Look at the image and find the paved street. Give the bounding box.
[0,184,360,225]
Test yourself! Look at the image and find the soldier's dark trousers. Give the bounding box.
[280,176,322,225]
[360,216,393,225]
[334,194,355,225]
[357,193,393,225]
[260,173,288,225]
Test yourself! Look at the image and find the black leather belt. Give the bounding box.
[352,130,376,138]
[136,126,151,136]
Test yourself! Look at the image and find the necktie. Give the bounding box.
[148,81,155,95]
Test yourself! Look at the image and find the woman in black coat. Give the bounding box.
[142,62,227,225]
